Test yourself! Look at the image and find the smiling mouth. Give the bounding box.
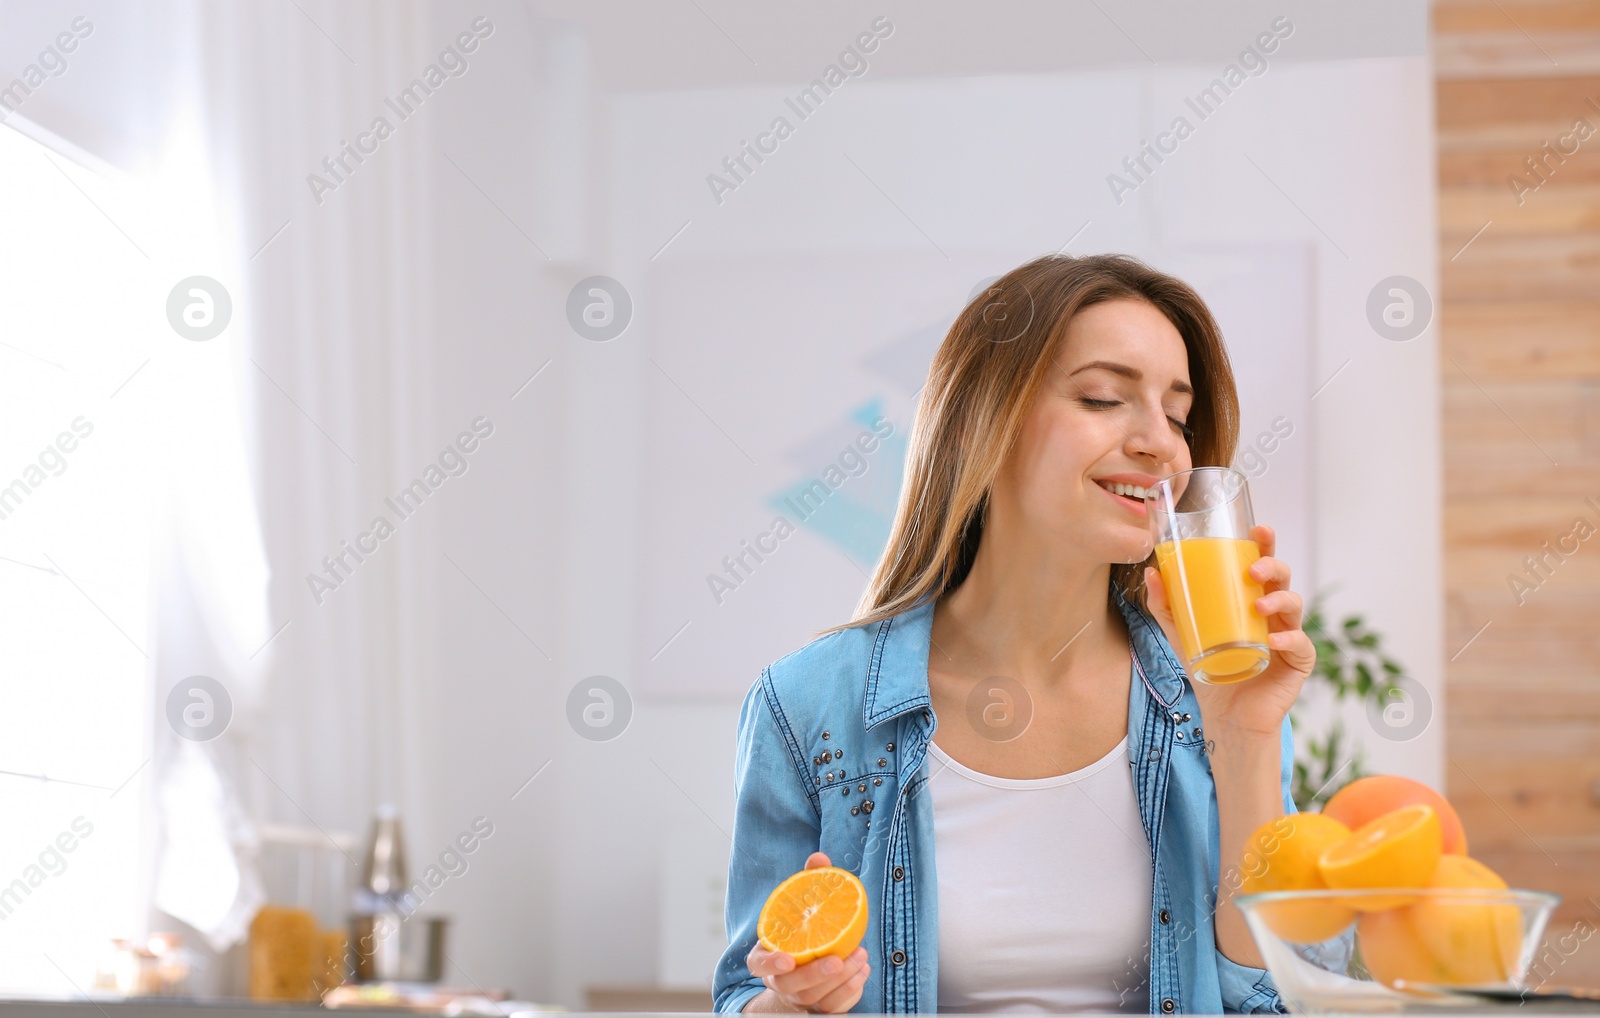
[1097,480,1152,500]
[1094,479,1153,515]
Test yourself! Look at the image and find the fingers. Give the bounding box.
[1142,566,1185,666]
[766,950,868,1008]
[1252,524,1276,560]
[1143,566,1168,616]
[1253,589,1304,629]
[1249,555,1291,592]
[746,943,794,979]
[808,950,871,1013]
[803,851,831,870]
[1266,628,1317,672]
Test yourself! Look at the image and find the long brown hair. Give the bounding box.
[831,253,1240,633]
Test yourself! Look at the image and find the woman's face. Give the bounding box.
[994,298,1195,565]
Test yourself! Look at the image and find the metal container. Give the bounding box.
[349,805,447,983]
[348,913,448,983]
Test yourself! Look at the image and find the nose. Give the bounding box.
[1124,398,1186,466]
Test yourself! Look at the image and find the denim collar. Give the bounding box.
[860,583,1186,732]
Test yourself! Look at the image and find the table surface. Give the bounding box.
[3,1002,1600,1018]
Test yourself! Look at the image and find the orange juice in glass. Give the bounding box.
[1149,467,1269,684]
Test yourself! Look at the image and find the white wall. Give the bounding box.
[551,36,1439,1010]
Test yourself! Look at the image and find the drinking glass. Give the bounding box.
[1148,466,1270,684]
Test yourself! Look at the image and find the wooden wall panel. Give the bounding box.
[1436,2,1600,35]
[1436,0,1600,969]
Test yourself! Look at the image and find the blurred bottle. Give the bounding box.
[352,804,407,981]
[356,804,408,910]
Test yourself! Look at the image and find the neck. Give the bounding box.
[932,517,1129,688]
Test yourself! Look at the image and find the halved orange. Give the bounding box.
[1322,775,1469,855]
[757,866,869,965]
[1318,804,1442,910]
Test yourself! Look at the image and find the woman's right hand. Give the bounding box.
[743,852,871,1013]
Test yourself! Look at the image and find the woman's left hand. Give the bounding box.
[1143,524,1316,739]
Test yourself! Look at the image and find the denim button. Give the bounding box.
[1159,909,1170,924]
[1162,998,1175,1013]
[893,865,905,881]
[891,949,906,966]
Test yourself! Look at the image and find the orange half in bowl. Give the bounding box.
[1318,804,1442,911]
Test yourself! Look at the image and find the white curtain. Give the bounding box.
[183,0,444,946]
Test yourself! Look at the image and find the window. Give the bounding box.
[0,112,267,994]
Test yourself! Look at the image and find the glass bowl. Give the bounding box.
[1234,887,1561,1014]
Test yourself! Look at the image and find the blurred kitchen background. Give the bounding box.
[0,0,1594,1008]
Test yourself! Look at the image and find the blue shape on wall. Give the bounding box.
[767,398,907,568]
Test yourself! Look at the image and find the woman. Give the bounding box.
[713,254,1315,1014]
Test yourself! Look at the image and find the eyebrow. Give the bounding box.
[1068,359,1194,396]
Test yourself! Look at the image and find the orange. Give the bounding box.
[1358,855,1523,989]
[757,866,869,965]
[1318,804,1442,910]
[1357,907,1457,988]
[1238,813,1356,943]
[1408,855,1521,984]
[1322,775,1468,855]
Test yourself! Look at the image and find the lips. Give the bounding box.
[1097,479,1152,500]
[1095,479,1149,516]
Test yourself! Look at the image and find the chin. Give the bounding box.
[1113,539,1154,566]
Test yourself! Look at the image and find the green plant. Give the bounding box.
[1291,594,1406,811]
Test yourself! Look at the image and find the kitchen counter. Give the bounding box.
[0,1004,413,1018]
[4,1003,1600,1018]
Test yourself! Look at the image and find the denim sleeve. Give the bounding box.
[712,673,822,1013]
[1218,713,1297,1014]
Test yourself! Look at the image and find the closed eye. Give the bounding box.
[1076,397,1194,441]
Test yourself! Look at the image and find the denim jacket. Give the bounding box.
[713,585,1297,1014]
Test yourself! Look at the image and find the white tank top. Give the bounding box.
[926,727,1153,1013]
